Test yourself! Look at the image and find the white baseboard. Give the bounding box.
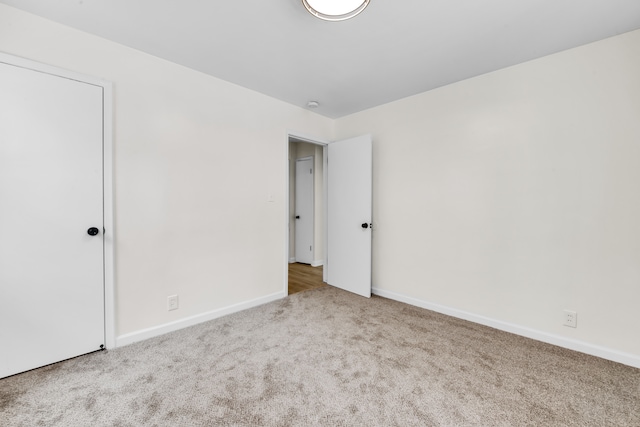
[116,291,286,348]
[372,287,640,369]
[289,258,323,267]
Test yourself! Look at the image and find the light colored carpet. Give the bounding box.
[1,287,639,426]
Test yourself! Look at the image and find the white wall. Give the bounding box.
[336,29,640,364]
[0,4,333,341]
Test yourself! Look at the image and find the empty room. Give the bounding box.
[1,1,639,425]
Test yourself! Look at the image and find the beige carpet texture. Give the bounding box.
[1,287,639,426]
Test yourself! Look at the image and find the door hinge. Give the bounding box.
[310,168,312,174]
[310,245,312,251]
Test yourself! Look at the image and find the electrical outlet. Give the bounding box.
[563,310,577,328]
[167,295,179,311]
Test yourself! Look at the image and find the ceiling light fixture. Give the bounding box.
[302,0,370,22]
[307,100,320,108]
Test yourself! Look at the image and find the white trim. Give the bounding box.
[0,52,102,87]
[322,145,328,283]
[287,130,331,146]
[0,51,116,350]
[372,287,640,369]
[116,291,286,347]
[284,133,291,296]
[290,259,323,267]
[102,81,115,350]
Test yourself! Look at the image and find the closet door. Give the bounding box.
[0,60,105,378]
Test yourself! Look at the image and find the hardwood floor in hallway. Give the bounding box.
[288,262,326,295]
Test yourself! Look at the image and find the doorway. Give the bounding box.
[286,133,373,298]
[287,136,327,295]
[294,156,314,265]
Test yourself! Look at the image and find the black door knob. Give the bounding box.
[361,223,369,229]
[87,227,99,236]
[295,216,300,219]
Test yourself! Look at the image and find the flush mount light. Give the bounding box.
[302,0,370,21]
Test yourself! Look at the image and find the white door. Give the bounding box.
[0,61,105,378]
[295,157,314,264]
[327,135,372,297]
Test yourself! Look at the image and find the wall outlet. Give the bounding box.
[563,310,577,328]
[167,295,179,311]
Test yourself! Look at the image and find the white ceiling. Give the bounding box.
[3,0,640,118]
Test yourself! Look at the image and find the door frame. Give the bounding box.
[294,156,315,264]
[285,131,329,294]
[0,52,115,349]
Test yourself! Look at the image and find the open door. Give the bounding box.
[326,135,372,297]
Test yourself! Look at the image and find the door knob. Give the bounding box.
[361,223,369,229]
[295,216,300,219]
[87,227,100,236]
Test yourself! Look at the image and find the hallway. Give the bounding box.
[288,263,325,295]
